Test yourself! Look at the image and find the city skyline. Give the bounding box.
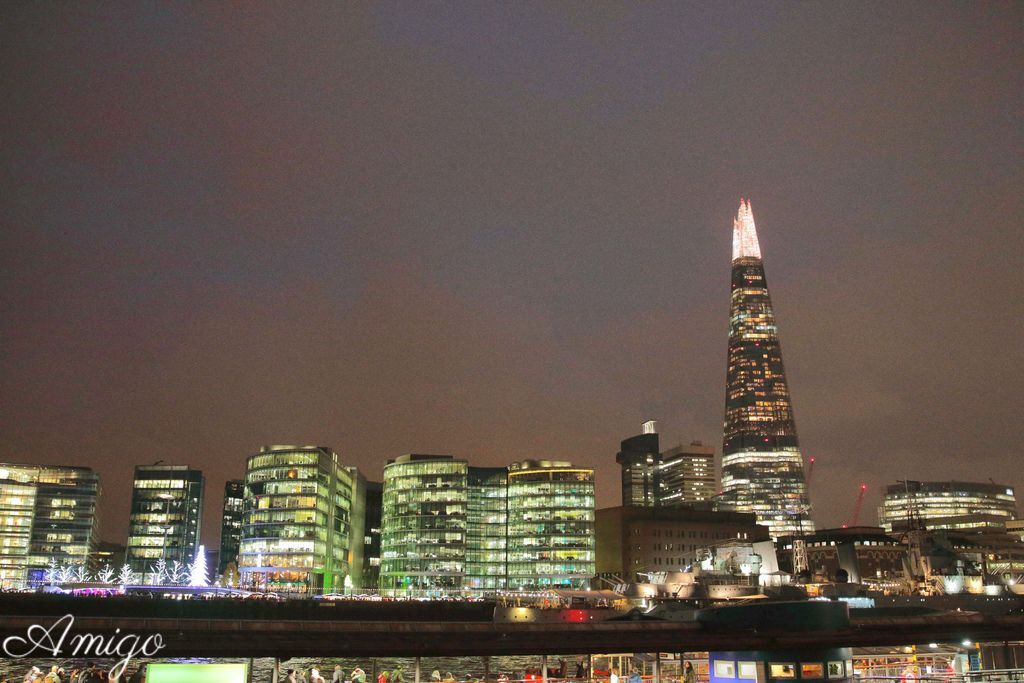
[1,4,1021,546]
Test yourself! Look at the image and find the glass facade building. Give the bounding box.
[380,456,594,592]
[239,445,363,594]
[126,465,204,582]
[380,454,468,591]
[0,463,100,588]
[465,466,508,590]
[506,460,595,589]
[721,200,813,539]
[878,480,1018,532]
[218,479,245,575]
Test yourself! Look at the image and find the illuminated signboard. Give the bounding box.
[147,663,249,683]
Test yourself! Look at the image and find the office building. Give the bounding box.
[126,465,204,583]
[218,479,245,575]
[0,463,100,588]
[660,441,716,505]
[595,505,766,582]
[616,421,718,509]
[239,445,363,594]
[616,421,661,507]
[361,480,383,589]
[465,466,508,591]
[379,454,468,591]
[506,460,595,589]
[721,199,813,538]
[878,480,1018,532]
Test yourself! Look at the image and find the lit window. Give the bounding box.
[801,664,824,679]
[769,664,796,679]
[737,662,757,680]
[714,661,736,679]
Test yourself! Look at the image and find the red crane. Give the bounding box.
[851,483,868,527]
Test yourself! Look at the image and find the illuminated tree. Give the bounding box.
[169,560,188,584]
[117,564,135,586]
[45,559,59,586]
[189,546,208,587]
[153,558,168,585]
[97,564,115,584]
[56,565,74,584]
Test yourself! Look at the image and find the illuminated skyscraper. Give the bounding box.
[721,199,813,538]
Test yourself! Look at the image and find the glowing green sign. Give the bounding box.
[147,662,249,683]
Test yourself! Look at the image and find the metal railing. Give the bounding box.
[856,671,1024,683]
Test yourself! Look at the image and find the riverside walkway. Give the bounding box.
[0,595,1021,658]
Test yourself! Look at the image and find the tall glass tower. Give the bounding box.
[721,199,813,539]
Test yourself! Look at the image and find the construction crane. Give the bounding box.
[806,456,815,489]
[851,483,868,527]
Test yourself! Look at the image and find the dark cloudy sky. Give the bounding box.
[2,2,1022,545]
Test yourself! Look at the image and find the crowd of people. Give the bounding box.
[5,660,699,683]
[2,663,145,683]
[275,660,698,683]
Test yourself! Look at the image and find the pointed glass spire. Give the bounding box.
[722,198,813,538]
[732,198,762,262]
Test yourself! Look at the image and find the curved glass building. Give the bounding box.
[239,445,362,594]
[879,480,1018,532]
[506,460,595,589]
[379,454,469,591]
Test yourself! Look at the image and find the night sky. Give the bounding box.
[2,3,1021,546]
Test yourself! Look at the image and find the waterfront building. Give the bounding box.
[878,480,1018,532]
[506,460,595,589]
[660,441,717,505]
[218,479,245,575]
[721,199,813,538]
[0,463,100,588]
[616,421,661,507]
[595,505,766,582]
[361,480,383,589]
[776,526,905,582]
[465,466,508,591]
[379,454,469,591]
[126,465,204,582]
[239,445,364,594]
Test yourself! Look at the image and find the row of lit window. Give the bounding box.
[713,660,851,680]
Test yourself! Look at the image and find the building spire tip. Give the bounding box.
[732,197,761,261]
